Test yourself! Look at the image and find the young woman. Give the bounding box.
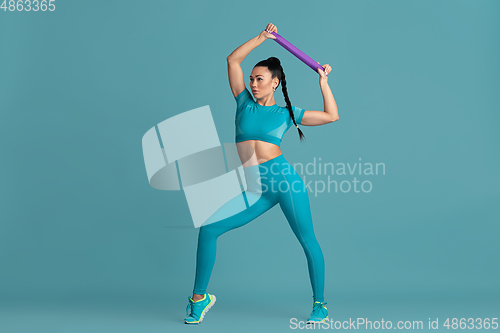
[184,23,339,325]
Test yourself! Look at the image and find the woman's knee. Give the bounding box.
[199,224,221,240]
[297,231,320,248]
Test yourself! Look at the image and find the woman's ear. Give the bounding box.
[274,78,280,88]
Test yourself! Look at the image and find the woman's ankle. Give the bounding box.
[192,293,205,301]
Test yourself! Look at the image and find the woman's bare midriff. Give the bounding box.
[236,140,282,168]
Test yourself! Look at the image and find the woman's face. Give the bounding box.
[250,66,279,98]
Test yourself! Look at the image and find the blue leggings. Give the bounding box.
[192,154,325,302]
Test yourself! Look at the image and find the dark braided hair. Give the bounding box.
[254,57,305,142]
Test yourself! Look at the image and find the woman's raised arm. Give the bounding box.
[227,24,277,97]
[226,35,264,97]
[301,64,339,126]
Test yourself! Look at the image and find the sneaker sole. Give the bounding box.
[184,294,217,324]
[307,316,329,324]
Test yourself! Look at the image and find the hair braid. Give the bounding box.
[279,67,305,142]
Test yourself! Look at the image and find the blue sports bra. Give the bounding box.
[234,88,305,147]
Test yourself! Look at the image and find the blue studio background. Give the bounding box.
[1,0,499,332]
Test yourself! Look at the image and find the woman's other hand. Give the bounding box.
[259,23,277,40]
[317,63,331,83]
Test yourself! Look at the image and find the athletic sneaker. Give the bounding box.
[184,293,216,324]
[307,301,328,324]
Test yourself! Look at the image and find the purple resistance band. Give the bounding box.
[270,31,326,74]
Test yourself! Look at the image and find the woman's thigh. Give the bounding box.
[276,163,316,239]
[200,189,278,237]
